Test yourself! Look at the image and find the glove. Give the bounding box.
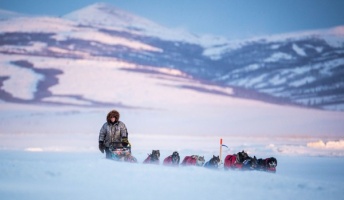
[98,141,105,153]
[121,138,129,147]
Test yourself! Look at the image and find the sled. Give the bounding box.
[110,145,137,163]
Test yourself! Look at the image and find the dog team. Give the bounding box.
[141,150,277,173]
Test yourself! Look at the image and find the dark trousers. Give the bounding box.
[105,147,112,159]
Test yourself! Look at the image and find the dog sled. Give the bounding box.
[110,144,137,163]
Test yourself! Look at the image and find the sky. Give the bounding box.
[1,0,344,39]
[0,0,344,39]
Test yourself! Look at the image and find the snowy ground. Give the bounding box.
[1,100,344,200]
[1,132,344,200]
[1,149,344,200]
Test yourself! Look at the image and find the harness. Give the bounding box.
[224,155,243,169]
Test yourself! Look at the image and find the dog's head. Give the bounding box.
[196,156,205,166]
[151,150,160,161]
[267,157,277,171]
[211,155,221,165]
[237,150,249,163]
[171,151,180,164]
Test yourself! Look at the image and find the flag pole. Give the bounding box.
[220,138,223,161]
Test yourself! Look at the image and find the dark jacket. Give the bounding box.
[99,121,128,148]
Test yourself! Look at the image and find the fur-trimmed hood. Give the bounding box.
[106,110,120,123]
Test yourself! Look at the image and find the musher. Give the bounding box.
[98,110,130,159]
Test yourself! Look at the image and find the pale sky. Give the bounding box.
[1,0,344,39]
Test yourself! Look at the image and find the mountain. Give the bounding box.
[0,9,27,20]
[206,28,344,111]
[0,3,343,111]
[63,3,228,47]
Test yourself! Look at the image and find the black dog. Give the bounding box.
[237,150,249,163]
[204,155,221,169]
[257,157,277,173]
[242,156,258,170]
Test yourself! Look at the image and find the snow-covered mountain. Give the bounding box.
[207,27,344,111]
[0,2,343,112]
[63,3,228,48]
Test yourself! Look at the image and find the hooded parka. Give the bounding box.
[99,110,128,150]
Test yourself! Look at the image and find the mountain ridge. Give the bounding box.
[0,3,343,111]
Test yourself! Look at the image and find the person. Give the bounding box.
[98,110,130,159]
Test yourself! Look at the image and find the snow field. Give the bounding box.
[0,150,344,200]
